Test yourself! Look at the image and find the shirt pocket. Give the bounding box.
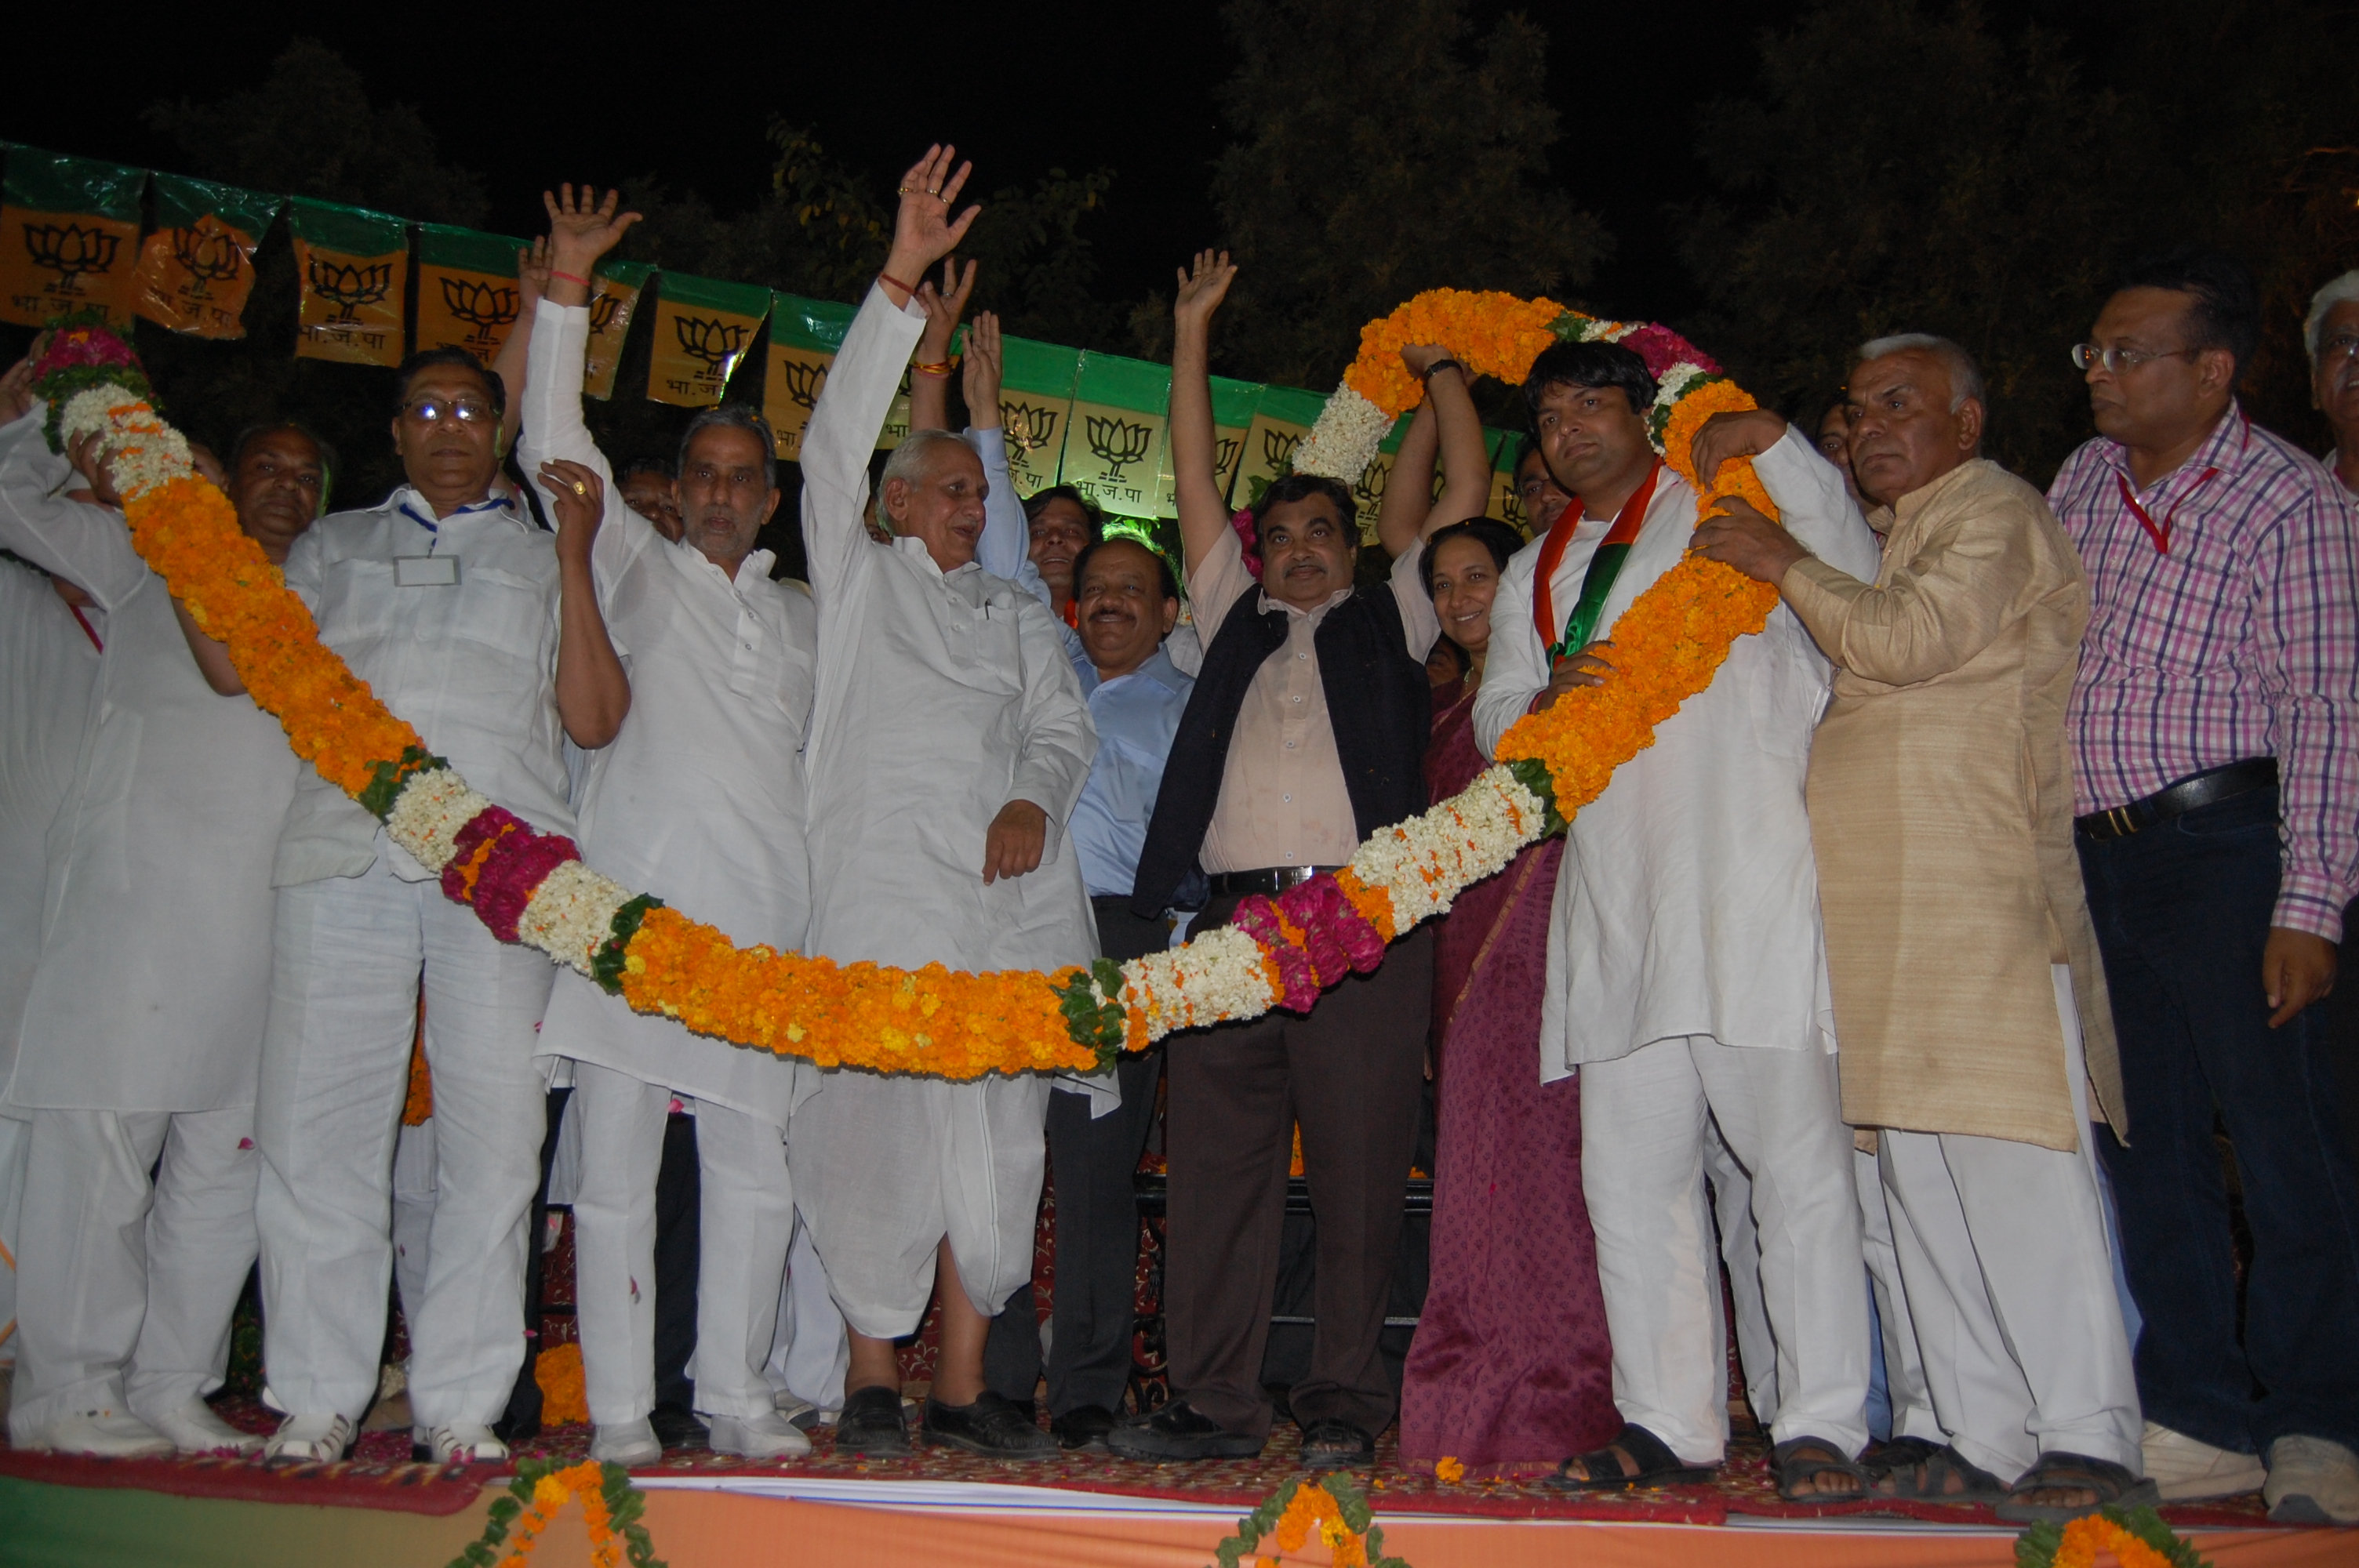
[449,564,557,667]
[314,557,397,655]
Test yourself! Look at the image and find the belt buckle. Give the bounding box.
[2109,805,2136,837]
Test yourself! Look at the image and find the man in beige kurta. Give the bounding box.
[1692,335,2149,1523]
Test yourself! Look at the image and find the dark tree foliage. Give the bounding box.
[1204,0,1609,390]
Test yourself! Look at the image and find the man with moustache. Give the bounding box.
[984,532,1192,1449]
[1473,339,1881,1499]
[229,344,628,1465]
[1693,335,2149,1521]
[2054,250,2359,1523]
[0,385,325,1457]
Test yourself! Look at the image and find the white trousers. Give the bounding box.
[1859,1143,1942,1442]
[1875,967,2142,1479]
[1581,1036,1870,1465]
[6,1106,257,1440]
[391,1116,438,1334]
[0,1111,25,1367]
[255,859,551,1427]
[569,1062,794,1423]
[765,1213,849,1411]
[1702,1120,1779,1426]
[789,1073,1047,1338]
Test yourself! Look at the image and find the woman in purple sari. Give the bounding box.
[1396,510,1619,1474]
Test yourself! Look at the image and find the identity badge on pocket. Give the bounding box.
[394,555,460,587]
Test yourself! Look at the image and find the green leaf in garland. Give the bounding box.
[1506,757,1567,838]
[591,894,666,994]
[358,745,448,821]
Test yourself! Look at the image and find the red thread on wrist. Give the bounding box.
[880,270,920,297]
[549,270,591,289]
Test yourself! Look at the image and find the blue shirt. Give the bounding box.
[1071,644,1194,897]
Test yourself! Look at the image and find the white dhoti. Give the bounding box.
[568,1063,795,1423]
[1876,967,2141,1479]
[766,1214,849,1411]
[788,1073,1049,1339]
[1580,1036,1870,1465]
[254,857,551,1428]
[0,1112,24,1368]
[5,1107,256,1441]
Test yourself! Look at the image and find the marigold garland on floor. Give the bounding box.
[32,288,1781,1080]
[2013,1504,2212,1568]
[443,1459,661,1568]
[1210,1472,1408,1568]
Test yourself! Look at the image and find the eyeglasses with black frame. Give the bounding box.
[2069,343,2203,375]
[399,395,496,425]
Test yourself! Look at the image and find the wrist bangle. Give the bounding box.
[879,270,920,297]
[549,270,591,289]
[1419,357,1464,380]
[912,358,959,378]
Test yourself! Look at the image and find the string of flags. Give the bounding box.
[0,143,1537,532]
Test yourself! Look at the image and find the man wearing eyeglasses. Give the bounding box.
[2052,249,2359,1524]
[240,346,629,1465]
[2306,272,2359,498]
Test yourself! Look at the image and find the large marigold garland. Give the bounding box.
[2013,1505,2212,1568]
[32,289,1775,1080]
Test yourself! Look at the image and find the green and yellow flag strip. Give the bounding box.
[1056,351,1170,520]
[1487,427,1532,535]
[762,291,853,459]
[646,272,770,408]
[1156,372,1265,517]
[416,223,529,361]
[0,145,145,329]
[582,259,654,401]
[997,335,1083,498]
[131,173,279,339]
[1230,384,1328,510]
[288,197,408,366]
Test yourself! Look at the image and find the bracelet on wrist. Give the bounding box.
[549,270,591,289]
[879,270,920,297]
[912,358,959,379]
[1419,357,1464,380]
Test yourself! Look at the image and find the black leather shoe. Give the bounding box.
[1299,1417,1376,1469]
[1106,1399,1265,1461]
[1052,1405,1117,1450]
[922,1390,1058,1459]
[649,1403,709,1451]
[834,1385,911,1457]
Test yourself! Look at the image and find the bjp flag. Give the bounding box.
[762,292,852,461]
[582,260,653,401]
[416,223,529,363]
[1230,385,1329,511]
[289,198,407,367]
[130,173,279,339]
[1055,352,1172,522]
[0,146,144,330]
[1154,372,1263,518]
[995,336,1081,499]
[645,272,769,409]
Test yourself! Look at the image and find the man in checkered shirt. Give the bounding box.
[2053,248,2359,1525]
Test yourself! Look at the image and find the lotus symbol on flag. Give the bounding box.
[24,223,121,296]
[777,359,827,410]
[441,277,521,345]
[309,256,392,323]
[676,315,750,380]
[1085,415,1154,481]
[1353,460,1389,510]
[587,291,623,336]
[1001,402,1060,470]
[1215,435,1241,477]
[1498,484,1528,532]
[1263,427,1302,470]
[169,223,242,299]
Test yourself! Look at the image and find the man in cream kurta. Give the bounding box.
[1474,340,1881,1489]
[0,411,304,1458]
[519,216,823,1462]
[1693,336,2145,1517]
[789,152,1096,1459]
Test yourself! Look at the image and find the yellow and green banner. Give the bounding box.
[1488,428,1532,535]
[583,259,653,401]
[996,335,1082,497]
[646,272,769,408]
[1056,351,1169,520]
[289,198,407,366]
[416,223,528,362]
[762,292,852,459]
[1231,384,1328,509]
[0,146,144,330]
[130,173,278,339]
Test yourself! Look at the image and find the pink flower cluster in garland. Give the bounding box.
[439,805,583,942]
[1613,323,1720,381]
[1228,877,1389,1014]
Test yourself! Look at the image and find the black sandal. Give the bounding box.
[1874,1443,2007,1504]
[1546,1423,1716,1490]
[1996,1451,2160,1523]
[1772,1435,1871,1501]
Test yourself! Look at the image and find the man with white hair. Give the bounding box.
[791,146,1096,1461]
[2306,271,2359,496]
[1694,333,2149,1523]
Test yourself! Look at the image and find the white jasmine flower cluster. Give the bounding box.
[59,388,193,499]
[1119,926,1279,1043]
[1292,386,1393,481]
[517,860,638,974]
[384,768,493,873]
[1347,765,1549,929]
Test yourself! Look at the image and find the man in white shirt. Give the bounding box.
[791,147,1096,1461]
[521,185,820,1465]
[0,401,322,1458]
[237,347,629,1465]
[1471,339,1881,1499]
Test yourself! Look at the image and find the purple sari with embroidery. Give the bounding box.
[1398,682,1619,1472]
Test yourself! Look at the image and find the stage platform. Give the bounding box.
[2,1406,2349,1567]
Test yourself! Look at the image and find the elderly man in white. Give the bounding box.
[1474,338,1882,1500]
[520,184,823,1465]
[791,146,1098,1461]
[0,396,324,1457]
[223,347,630,1465]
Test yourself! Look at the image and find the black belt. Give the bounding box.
[2074,758,2277,842]
[1205,866,1345,897]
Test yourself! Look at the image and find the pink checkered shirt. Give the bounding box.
[2050,405,2359,941]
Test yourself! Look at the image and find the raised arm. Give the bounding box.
[490,237,551,453]
[907,258,976,434]
[527,186,651,588]
[1170,249,1240,577]
[1376,346,1490,557]
[1376,400,1438,556]
[0,412,148,611]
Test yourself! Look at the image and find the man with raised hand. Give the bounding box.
[791,145,1096,1461]
[521,184,827,1465]
[1472,339,1881,1501]
[242,342,628,1465]
[0,376,325,1457]
[1693,334,2149,1523]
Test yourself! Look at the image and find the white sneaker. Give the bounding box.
[144,1399,264,1456]
[418,1421,508,1465]
[24,1409,174,1458]
[263,1411,353,1461]
[771,1395,837,1430]
[590,1417,661,1466]
[708,1410,812,1458]
[2265,1435,2359,1525]
[2142,1421,2266,1501]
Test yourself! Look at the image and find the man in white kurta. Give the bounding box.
[0,551,98,1395]
[0,412,308,1457]
[790,155,1097,1459]
[519,225,820,1462]
[1474,340,1881,1492]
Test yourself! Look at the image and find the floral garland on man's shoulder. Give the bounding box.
[1211,1472,1409,1568]
[443,1459,662,1568]
[2013,1504,2212,1568]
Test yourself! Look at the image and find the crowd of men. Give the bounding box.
[0,143,2354,1527]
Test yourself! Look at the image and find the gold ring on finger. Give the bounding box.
[572,481,587,496]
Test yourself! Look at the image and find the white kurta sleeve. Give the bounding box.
[0,412,149,610]
[1474,548,1548,760]
[1387,536,1441,661]
[518,298,650,596]
[1007,593,1099,866]
[800,285,925,608]
[973,423,1095,690]
[1750,426,1881,582]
